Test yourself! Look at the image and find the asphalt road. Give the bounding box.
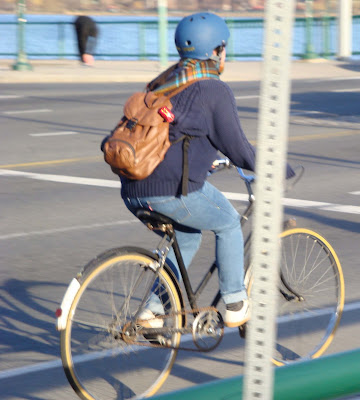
[0,78,359,399]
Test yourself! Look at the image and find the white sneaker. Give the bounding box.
[224,300,250,328]
[137,309,164,329]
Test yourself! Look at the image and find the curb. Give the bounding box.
[1,59,359,84]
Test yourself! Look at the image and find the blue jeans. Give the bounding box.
[123,181,247,306]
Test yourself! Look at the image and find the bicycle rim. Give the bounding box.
[273,228,345,366]
[61,249,182,400]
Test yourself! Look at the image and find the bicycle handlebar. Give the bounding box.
[212,158,254,182]
[235,167,255,184]
[210,158,303,202]
[210,158,255,201]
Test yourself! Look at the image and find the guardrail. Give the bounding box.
[149,348,360,400]
[1,16,359,60]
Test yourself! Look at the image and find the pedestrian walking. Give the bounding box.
[74,15,98,66]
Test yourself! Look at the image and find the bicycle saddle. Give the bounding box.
[136,209,174,227]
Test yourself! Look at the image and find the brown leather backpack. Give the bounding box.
[102,81,200,194]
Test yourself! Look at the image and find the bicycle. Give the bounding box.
[56,160,345,400]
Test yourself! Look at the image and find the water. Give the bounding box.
[1,14,170,59]
[0,14,359,60]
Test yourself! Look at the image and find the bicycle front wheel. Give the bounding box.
[273,228,345,365]
[60,247,183,400]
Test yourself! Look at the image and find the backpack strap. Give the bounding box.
[181,136,191,196]
[168,79,213,196]
[148,77,212,108]
[165,80,212,197]
[171,134,194,196]
[166,77,211,99]
[151,78,210,196]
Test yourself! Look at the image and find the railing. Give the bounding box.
[1,16,359,60]
[149,348,360,400]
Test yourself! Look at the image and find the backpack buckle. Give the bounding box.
[126,118,138,131]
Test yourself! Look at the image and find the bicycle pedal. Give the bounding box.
[143,333,169,346]
[238,323,247,339]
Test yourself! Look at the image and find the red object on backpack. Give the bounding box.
[158,106,175,123]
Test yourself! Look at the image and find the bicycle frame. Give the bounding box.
[138,160,301,315]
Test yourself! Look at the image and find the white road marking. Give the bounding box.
[0,359,63,380]
[3,108,52,115]
[350,191,360,195]
[0,95,25,99]
[29,131,79,137]
[320,205,360,214]
[235,95,259,100]
[331,88,360,92]
[0,169,120,188]
[0,300,359,380]
[0,220,135,241]
[1,169,359,215]
[290,110,323,116]
[223,191,360,214]
[328,77,360,81]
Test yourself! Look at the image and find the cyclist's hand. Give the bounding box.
[208,158,231,175]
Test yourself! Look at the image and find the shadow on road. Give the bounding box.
[285,207,360,234]
[0,114,108,137]
[338,62,360,74]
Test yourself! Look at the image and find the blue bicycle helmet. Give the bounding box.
[175,12,230,60]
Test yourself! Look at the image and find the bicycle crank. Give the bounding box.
[119,307,225,352]
[192,309,224,351]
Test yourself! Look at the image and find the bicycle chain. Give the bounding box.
[121,306,223,352]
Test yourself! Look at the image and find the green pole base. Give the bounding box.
[302,50,318,60]
[12,60,33,71]
[12,52,33,71]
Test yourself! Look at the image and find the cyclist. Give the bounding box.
[119,12,295,327]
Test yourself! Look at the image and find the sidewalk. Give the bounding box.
[1,58,359,84]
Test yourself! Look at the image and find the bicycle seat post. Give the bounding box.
[136,208,199,312]
[170,235,199,313]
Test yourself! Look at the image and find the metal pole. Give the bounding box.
[243,0,295,399]
[139,22,146,61]
[322,0,331,58]
[158,0,168,69]
[303,0,317,59]
[227,19,235,61]
[58,22,65,59]
[12,0,32,71]
[337,0,353,59]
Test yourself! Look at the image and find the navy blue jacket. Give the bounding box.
[120,79,290,198]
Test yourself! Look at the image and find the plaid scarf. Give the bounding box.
[147,59,220,96]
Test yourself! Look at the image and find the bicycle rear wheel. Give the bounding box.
[273,228,345,365]
[60,247,183,400]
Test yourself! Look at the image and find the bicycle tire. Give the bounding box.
[273,228,345,365]
[60,247,184,400]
